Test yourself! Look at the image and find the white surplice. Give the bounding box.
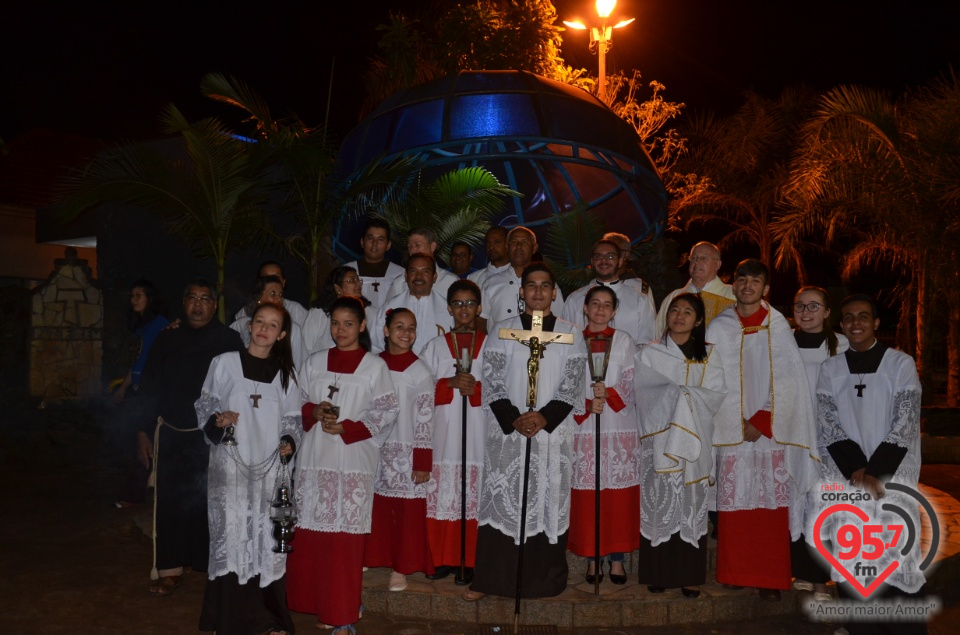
[421,332,489,522]
[295,350,399,534]
[387,267,458,304]
[479,316,586,544]
[815,347,924,592]
[571,329,640,492]
[706,303,820,539]
[194,352,304,587]
[635,338,726,546]
[467,261,511,290]
[374,355,435,499]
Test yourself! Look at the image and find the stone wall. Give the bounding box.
[29,248,102,401]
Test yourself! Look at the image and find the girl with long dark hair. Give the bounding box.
[634,293,726,598]
[195,303,302,635]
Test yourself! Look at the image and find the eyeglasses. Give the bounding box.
[794,302,822,313]
[185,294,215,304]
[450,300,478,308]
[341,276,361,285]
[591,253,618,262]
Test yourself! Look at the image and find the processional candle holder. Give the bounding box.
[451,326,476,374]
[271,456,297,553]
[585,335,613,383]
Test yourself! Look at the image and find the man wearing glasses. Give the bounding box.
[656,241,736,335]
[136,279,244,596]
[560,239,656,347]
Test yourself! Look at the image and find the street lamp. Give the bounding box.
[563,0,635,103]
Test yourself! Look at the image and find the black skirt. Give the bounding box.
[198,572,295,635]
[637,533,708,588]
[471,526,569,598]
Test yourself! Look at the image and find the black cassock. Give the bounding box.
[138,319,243,572]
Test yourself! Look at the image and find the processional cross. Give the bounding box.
[497,309,575,634]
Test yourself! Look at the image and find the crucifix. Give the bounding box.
[370,280,380,293]
[497,310,574,633]
[855,383,866,398]
[250,393,261,408]
[498,311,574,408]
[327,384,340,400]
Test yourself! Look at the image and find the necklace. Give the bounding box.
[250,381,262,408]
[855,373,866,398]
[327,372,342,400]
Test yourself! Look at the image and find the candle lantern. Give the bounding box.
[585,335,613,383]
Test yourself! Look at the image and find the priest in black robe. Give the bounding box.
[136,279,244,595]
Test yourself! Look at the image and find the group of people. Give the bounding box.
[129,218,925,635]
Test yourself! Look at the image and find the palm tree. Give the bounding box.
[669,88,817,279]
[200,73,422,303]
[55,104,271,323]
[775,75,960,403]
[370,165,521,265]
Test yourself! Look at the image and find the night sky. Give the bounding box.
[4,0,959,144]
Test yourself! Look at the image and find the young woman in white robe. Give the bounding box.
[286,296,399,634]
[791,286,848,601]
[195,303,302,635]
[420,281,487,585]
[363,308,437,591]
[568,285,639,585]
[634,293,726,597]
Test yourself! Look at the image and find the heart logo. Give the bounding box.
[813,503,899,598]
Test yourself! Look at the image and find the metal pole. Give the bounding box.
[594,410,601,595]
[460,394,468,582]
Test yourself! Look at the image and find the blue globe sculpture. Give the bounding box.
[335,70,667,267]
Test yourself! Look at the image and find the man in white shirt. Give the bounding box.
[233,261,307,327]
[373,253,449,354]
[601,231,656,314]
[656,242,735,335]
[561,239,656,346]
[386,227,459,302]
[468,225,511,289]
[481,226,563,326]
[345,218,405,310]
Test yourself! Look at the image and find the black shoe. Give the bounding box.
[585,562,603,585]
[608,561,627,585]
[454,567,474,586]
[647,585,665,594]
[425,565,453,580]
[681,587,701,598]
[722,584,745,591]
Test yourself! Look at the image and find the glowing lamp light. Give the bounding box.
[563,0,634,103]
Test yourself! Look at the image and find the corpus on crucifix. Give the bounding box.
[466,264,586,626]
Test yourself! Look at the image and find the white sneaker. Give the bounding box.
[793,579,814,591]
[388,571,407,592]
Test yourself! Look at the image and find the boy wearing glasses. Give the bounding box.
[420,280,487,584]
[560,239,656,347]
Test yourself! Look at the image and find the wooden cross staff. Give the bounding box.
[497,309,574,634]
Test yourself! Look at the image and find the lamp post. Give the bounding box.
[563,0,635,103]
